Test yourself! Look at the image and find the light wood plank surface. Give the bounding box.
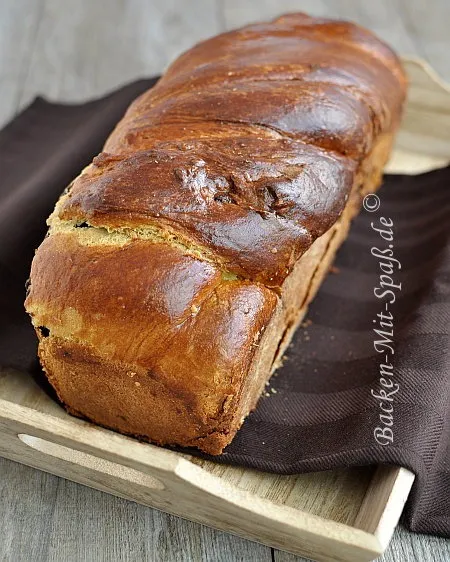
[0,1,449,561]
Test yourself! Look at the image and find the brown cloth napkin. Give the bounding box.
[1,82,449,538]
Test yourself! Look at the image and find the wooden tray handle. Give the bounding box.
[17,433,165,489]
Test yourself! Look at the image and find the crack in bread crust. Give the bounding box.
[53,136,357,287]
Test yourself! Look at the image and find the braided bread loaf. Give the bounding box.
[25,13,407,454]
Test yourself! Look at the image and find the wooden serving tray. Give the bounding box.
[0,59,448,562]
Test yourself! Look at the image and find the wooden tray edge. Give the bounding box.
[0,397,408,562]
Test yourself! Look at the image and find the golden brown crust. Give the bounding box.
[25,13,407,454]
[107,13,405,158]
[26,233,278,450]
[57,138,355,286]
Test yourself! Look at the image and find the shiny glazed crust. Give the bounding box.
[25,13,407,454]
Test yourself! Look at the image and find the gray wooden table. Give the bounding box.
[1,1,449,560]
